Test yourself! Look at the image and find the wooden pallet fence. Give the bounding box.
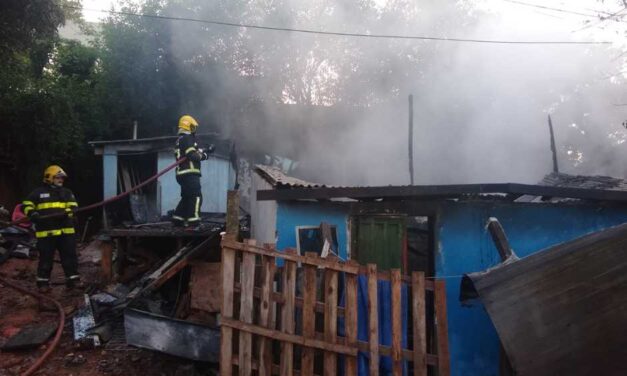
[220,238,450,376]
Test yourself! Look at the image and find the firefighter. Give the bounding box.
[23,165,82,293]
[172,115,212,226]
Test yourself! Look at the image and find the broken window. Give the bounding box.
[295,223,339,258]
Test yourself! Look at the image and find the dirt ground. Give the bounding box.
[0,246,218,376]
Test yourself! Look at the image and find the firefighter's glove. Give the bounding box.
[198,149,209,161]
[28,211,40,221]
[65,207,78,218]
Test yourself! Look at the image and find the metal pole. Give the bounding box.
[132,120,138,140]
[548,115,559,173]
[408,94,415,185]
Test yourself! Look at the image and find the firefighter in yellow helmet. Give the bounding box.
[22,165,82,293]
[172,115,213,226]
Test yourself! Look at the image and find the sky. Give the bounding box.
[82,0,116,22]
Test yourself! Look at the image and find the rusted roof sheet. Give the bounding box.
[255,165,328,189]
[461,223,627,376]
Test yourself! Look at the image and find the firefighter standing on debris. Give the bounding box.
[172,115,213,227]
[22,165,82,293]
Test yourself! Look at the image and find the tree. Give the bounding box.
[0,1,104,198]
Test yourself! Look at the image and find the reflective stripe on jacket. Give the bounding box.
[175,133,203,176]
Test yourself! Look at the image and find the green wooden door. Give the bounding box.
[352,216,406,272]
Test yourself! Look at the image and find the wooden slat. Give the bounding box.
[354,340,439,366]
[258,251,275,376]
[323,264,339,375]
[223,240,360,274]
[221,238,444,376]
[232,357,323,376]
[435,280,451,376]
[367,264,379,375]
[360,266,434,290]
[391,269,402,376]
[220,245,237,376]
[239,240,256,376]
[301,253,317,376]
[233,356,319,376]
[411,272,427,376]
[222,239,436,290]
[344,262,359,375]
[221,318,358,356]
[280,253,297,376]
[234,284,346,317]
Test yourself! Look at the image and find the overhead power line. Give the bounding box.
[500,0,602,18]
[68,5,612,45]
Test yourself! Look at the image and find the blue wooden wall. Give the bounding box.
[269,199,627,375]
[102,146,117,199]
[436,201,627,376]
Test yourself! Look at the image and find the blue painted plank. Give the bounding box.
[102,146,118,199]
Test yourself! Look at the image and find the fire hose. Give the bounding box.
[0,276,65,376]
[0,157,186,375]
[1,157,187,228]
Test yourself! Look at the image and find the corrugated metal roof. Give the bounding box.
[461,223,627,376]
[254,165,329,189]
[540,172,627,191]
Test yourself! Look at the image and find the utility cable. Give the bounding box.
[66,5,612,45]
[499,0,603,18]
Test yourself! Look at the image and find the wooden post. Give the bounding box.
[367,264,379,374]
[344,262,359,375]
[323,264,339,375]
[239,240,256,376]
[391,269,403,376]
[226,190,240,240]
[220,244,237,376]
[280,251,297,376]
[258,245,276,376]
[435,281,451,376]
[301,253,317,376]
[412,272,427,376]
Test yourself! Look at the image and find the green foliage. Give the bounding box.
[94,0,186,138]
[0,1,104,196]
[56,40,97,78]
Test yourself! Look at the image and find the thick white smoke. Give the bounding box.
[158,0,627,186]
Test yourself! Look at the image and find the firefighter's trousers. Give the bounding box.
[36,234,79,287]
[173,174,203,224]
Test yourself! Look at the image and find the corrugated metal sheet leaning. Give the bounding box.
[460,222,627,376]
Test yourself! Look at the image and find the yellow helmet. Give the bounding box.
[178,115,199,133]
[43,165,67,184]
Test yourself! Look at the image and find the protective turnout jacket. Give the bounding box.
[23,185,78,238]
[175,133,205,176]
